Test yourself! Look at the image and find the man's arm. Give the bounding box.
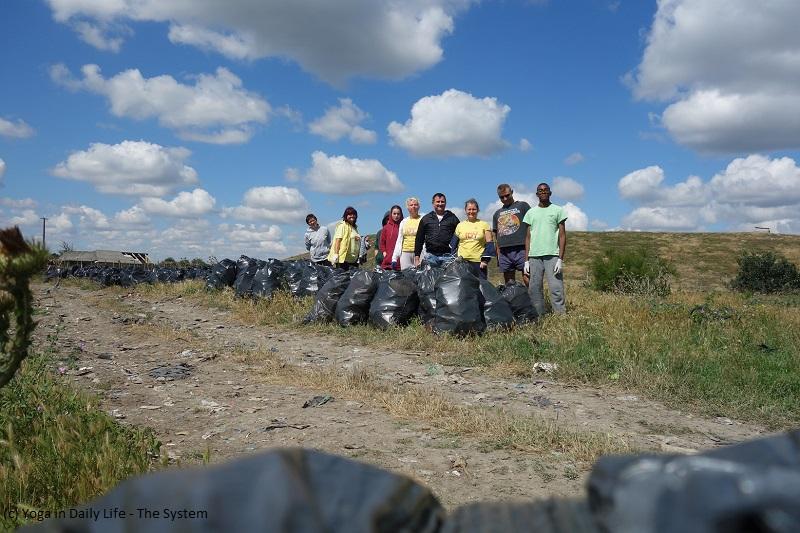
[413,217,427,266]
[558,221,566,260]
[305,232,312,251]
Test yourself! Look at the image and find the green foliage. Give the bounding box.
[0,351,159,528]
[0,227,49,389]
[730,251,800,294]
[589,247,674,297]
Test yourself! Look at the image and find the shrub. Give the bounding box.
[730,251,800,293]
[589,247,674,297]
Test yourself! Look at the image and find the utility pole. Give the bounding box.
[41,217,47,250]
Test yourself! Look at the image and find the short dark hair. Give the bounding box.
[537,182,551,191]
[305,213,317,224]
[496,184,512,193]
[432,193,446,202]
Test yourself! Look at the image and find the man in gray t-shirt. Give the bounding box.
[492,184,531,283]
[304,213,331,265]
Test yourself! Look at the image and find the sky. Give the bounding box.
[1,0,799,261]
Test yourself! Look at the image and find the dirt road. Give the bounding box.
[31,282,765,508]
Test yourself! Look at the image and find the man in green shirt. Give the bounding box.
[523,182,567,315]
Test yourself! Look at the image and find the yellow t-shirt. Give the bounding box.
[328,222,361,264]
[455,219,490,262]
[401,217,421,252]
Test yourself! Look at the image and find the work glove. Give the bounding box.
[391,260,398,270]
[554,258,563,275]
[523,260,530,277]
[331,254,339,265]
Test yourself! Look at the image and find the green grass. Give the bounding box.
[0,333,160,529]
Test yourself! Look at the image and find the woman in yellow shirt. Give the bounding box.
[454,198,494,279]
[327,206,362,270]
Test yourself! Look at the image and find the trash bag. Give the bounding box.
[369,272,420,329]
[414,265,443,325]
[206,258,238,290]
[432,258,485,336]
[132,269,157,284]
[335,270,379,326]
[299,263,333,297]
[499,281,538,324]
[284,260,307,297]
[479,279,515,331]
[234,255,266,298]
[304,269,353,324]
[251,259,286,299]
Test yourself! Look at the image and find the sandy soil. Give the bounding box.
[31,282,766,509]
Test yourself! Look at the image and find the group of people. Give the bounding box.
[304,183,567,315]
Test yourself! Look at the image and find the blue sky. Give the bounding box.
[1,0,799,260]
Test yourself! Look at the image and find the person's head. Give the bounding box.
[406,197,420,217]
[389,204,403,223]
[342,206,358,226]
[464,198,479,221]
[432,193,447,215]
[381,212,390,227]
[536,182,552,206]
[497,183,514,207]
[305,213,319,229]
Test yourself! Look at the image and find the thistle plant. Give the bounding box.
[0,226,48,388]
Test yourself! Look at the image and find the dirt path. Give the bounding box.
[31,282,766,508]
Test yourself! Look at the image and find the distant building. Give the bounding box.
[58,250,151,268]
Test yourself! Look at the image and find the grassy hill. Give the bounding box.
[290,230,800,292]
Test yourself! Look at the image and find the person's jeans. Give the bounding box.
[423,253,454,268]
[528,255,566,315]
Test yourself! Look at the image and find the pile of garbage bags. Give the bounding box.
[43,264,209,287]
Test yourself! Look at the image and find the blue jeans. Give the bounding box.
[423,253,455,268]
[528,256,565,315]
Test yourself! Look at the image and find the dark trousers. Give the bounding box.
[467,261,488,280]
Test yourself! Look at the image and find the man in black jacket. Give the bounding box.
[414,192,460,267]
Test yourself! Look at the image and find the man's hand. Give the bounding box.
[523,260,530,277]
[331,254,339,265]
[391,260,398,270]
[554,258,563,275]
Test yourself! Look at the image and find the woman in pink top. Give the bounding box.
[379,205,403,270]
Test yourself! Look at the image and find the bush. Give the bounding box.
[589,248,674,297]
[730,251,800,293]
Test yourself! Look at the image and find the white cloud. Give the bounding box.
[223,186,309,222]
[0,158,5,181]
[563,202,588,231]
[0,117,35,139]
[52,140,199,197]
[303,151,404,194]
[73,20,128,51]
[552,176,585,201]
[50,212,73,232]
[388,89,510,157]
[45,0,467,85]
[51,64,269,144]
[619,154,800,233]
[519,138,532,152]
[590,219,609,230]
[213,224,287,257]
[564,152,584,165]
[63,205,111,229]
[0,197,37,209]
[284,168,301,183]
[629,0,800,152]
[309,98,377,144]
[140,189,216,218]
[114,205,150,225]
[9,209,39,227]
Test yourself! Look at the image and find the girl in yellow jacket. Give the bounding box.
[328,206,362,270]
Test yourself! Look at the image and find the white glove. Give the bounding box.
[331,254,339,264]
[553,258,563,275]
[523,260,530,277]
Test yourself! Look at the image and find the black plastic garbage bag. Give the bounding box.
[298,263,332,297]
[414,265,443,325]
[234,256,266,298]
[132,269,157,284]
[284,260,307,297]
[26,448,444,533]
[205,259,237,290]
[335,270,379,326]
[304,269,353,324]
[432,258,485,336]
[479,279,515,331]
[369,272,420,329]
[499,281,538,324]
[251,259,286,299]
